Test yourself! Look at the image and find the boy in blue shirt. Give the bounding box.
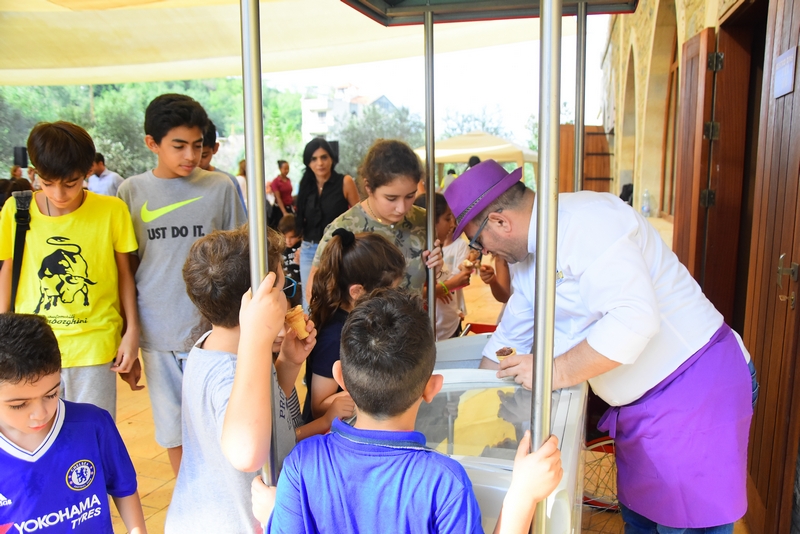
[263,288,562,533]
[0,313,145,533]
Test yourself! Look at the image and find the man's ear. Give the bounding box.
[422,374,444,403]
[332,361,348,392]
[488,211,512,235]
[144,135,160,154]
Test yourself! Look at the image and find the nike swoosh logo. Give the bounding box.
[141,197,202,223]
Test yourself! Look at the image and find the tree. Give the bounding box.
[333,106,425,181]
[441,107,508,139]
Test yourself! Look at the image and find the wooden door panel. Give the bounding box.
[703,27,751,324]
[673,28,715,276]
[744,0,800,530]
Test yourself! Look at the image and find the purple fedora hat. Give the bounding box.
[445,160,523,237]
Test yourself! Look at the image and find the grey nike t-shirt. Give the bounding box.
[118,168,246,351]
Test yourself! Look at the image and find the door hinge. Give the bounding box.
[700,189,716,207]
[708,52,724,71]
[703,122,720,140]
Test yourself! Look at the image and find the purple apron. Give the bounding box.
[598,324,752,528]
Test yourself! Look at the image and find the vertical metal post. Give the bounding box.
[574,1,587,193]
[532,0,561,530]
[239,0,277,486]
[424,10,437,333]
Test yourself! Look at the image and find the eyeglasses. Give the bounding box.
[283,277,297,299]
[467,215,491,253]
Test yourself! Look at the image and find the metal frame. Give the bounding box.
[237,0,629,529]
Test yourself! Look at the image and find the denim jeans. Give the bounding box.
[299,240,318,311]
[620,505,734,534]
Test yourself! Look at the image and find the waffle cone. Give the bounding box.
[285,305,309,339]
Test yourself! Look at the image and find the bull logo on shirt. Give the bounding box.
[34,237,96,314]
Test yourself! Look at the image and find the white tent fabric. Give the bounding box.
[414,131,538,168]
[0,0,576,86]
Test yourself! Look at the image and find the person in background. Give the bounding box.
[294,138,360,309]
[271,160,294,219]
[467,155,481,170]
[307,139,442,302]
[9,165,22,179]
[415,193,471,340]
[278,214,303,309]
[199,120,247,212]
[87,152,124,197]
[440,168,458,192]
[236,159,247,208]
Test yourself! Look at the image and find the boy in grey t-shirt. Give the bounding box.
[117,94,246,475]
[165,226,312,533]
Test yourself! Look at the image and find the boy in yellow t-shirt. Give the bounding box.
[0,121,141,420]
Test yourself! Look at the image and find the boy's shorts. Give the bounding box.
[61,363,117,420]
[141,349,189,448]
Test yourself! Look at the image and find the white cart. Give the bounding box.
[415,335,588,534]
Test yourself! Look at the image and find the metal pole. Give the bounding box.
[424,10,437,333]
[239,0,277,486]
[574,1,587,192]
[532,0,561,530]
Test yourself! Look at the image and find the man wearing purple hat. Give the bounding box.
[444,160,757,533]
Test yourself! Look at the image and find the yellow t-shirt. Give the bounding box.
[0,192,138,368]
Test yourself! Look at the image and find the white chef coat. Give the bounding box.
[482,191,725,406]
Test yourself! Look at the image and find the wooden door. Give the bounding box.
[673,28,715,279]
[583,126,612,193]
[673,26,751,324]
[744,0,800,531]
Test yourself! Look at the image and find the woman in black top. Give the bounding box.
[295,138,360,309]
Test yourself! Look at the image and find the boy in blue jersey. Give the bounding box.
[263,288,563,534]
[0,313,145,533]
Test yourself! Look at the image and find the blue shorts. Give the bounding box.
[141,348,188,448]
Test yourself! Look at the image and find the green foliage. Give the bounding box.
[441,107,508,139]
[333,105,425,181]
[0,79,302,179]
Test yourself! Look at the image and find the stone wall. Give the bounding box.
[601,0,720,214]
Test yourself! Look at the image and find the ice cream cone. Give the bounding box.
[285,305,309,339]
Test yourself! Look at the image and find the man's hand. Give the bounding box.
[119,358,145,391]
[479,264,496,285]
[251,476,277,524]
[496,353,534,390]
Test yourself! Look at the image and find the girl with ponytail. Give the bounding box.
[304,228,406,422]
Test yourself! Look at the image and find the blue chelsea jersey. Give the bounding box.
[0,400,137,533]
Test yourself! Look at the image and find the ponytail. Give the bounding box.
[310,231,406,328]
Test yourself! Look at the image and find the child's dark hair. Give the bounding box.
[277,160,287,169]
[94,152,105,164]
[358,139,422,193]
[203,120,218,148]
[278,213,296,235]
[27,121,95,181]
[183,225,284,328]
[145,94,209,144]
[414,192,449,221]
[310,230,405,329]
[0,314,61,384]
[340,288,435,418]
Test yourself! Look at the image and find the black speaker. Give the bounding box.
[328,140,340,161]
[13,147,28,168]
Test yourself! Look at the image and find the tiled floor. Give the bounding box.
[110,218,751,534]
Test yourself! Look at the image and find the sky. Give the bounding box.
[262,15,610,147]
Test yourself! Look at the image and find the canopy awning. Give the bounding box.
[0,0,576,86]
[414,131,538,168]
